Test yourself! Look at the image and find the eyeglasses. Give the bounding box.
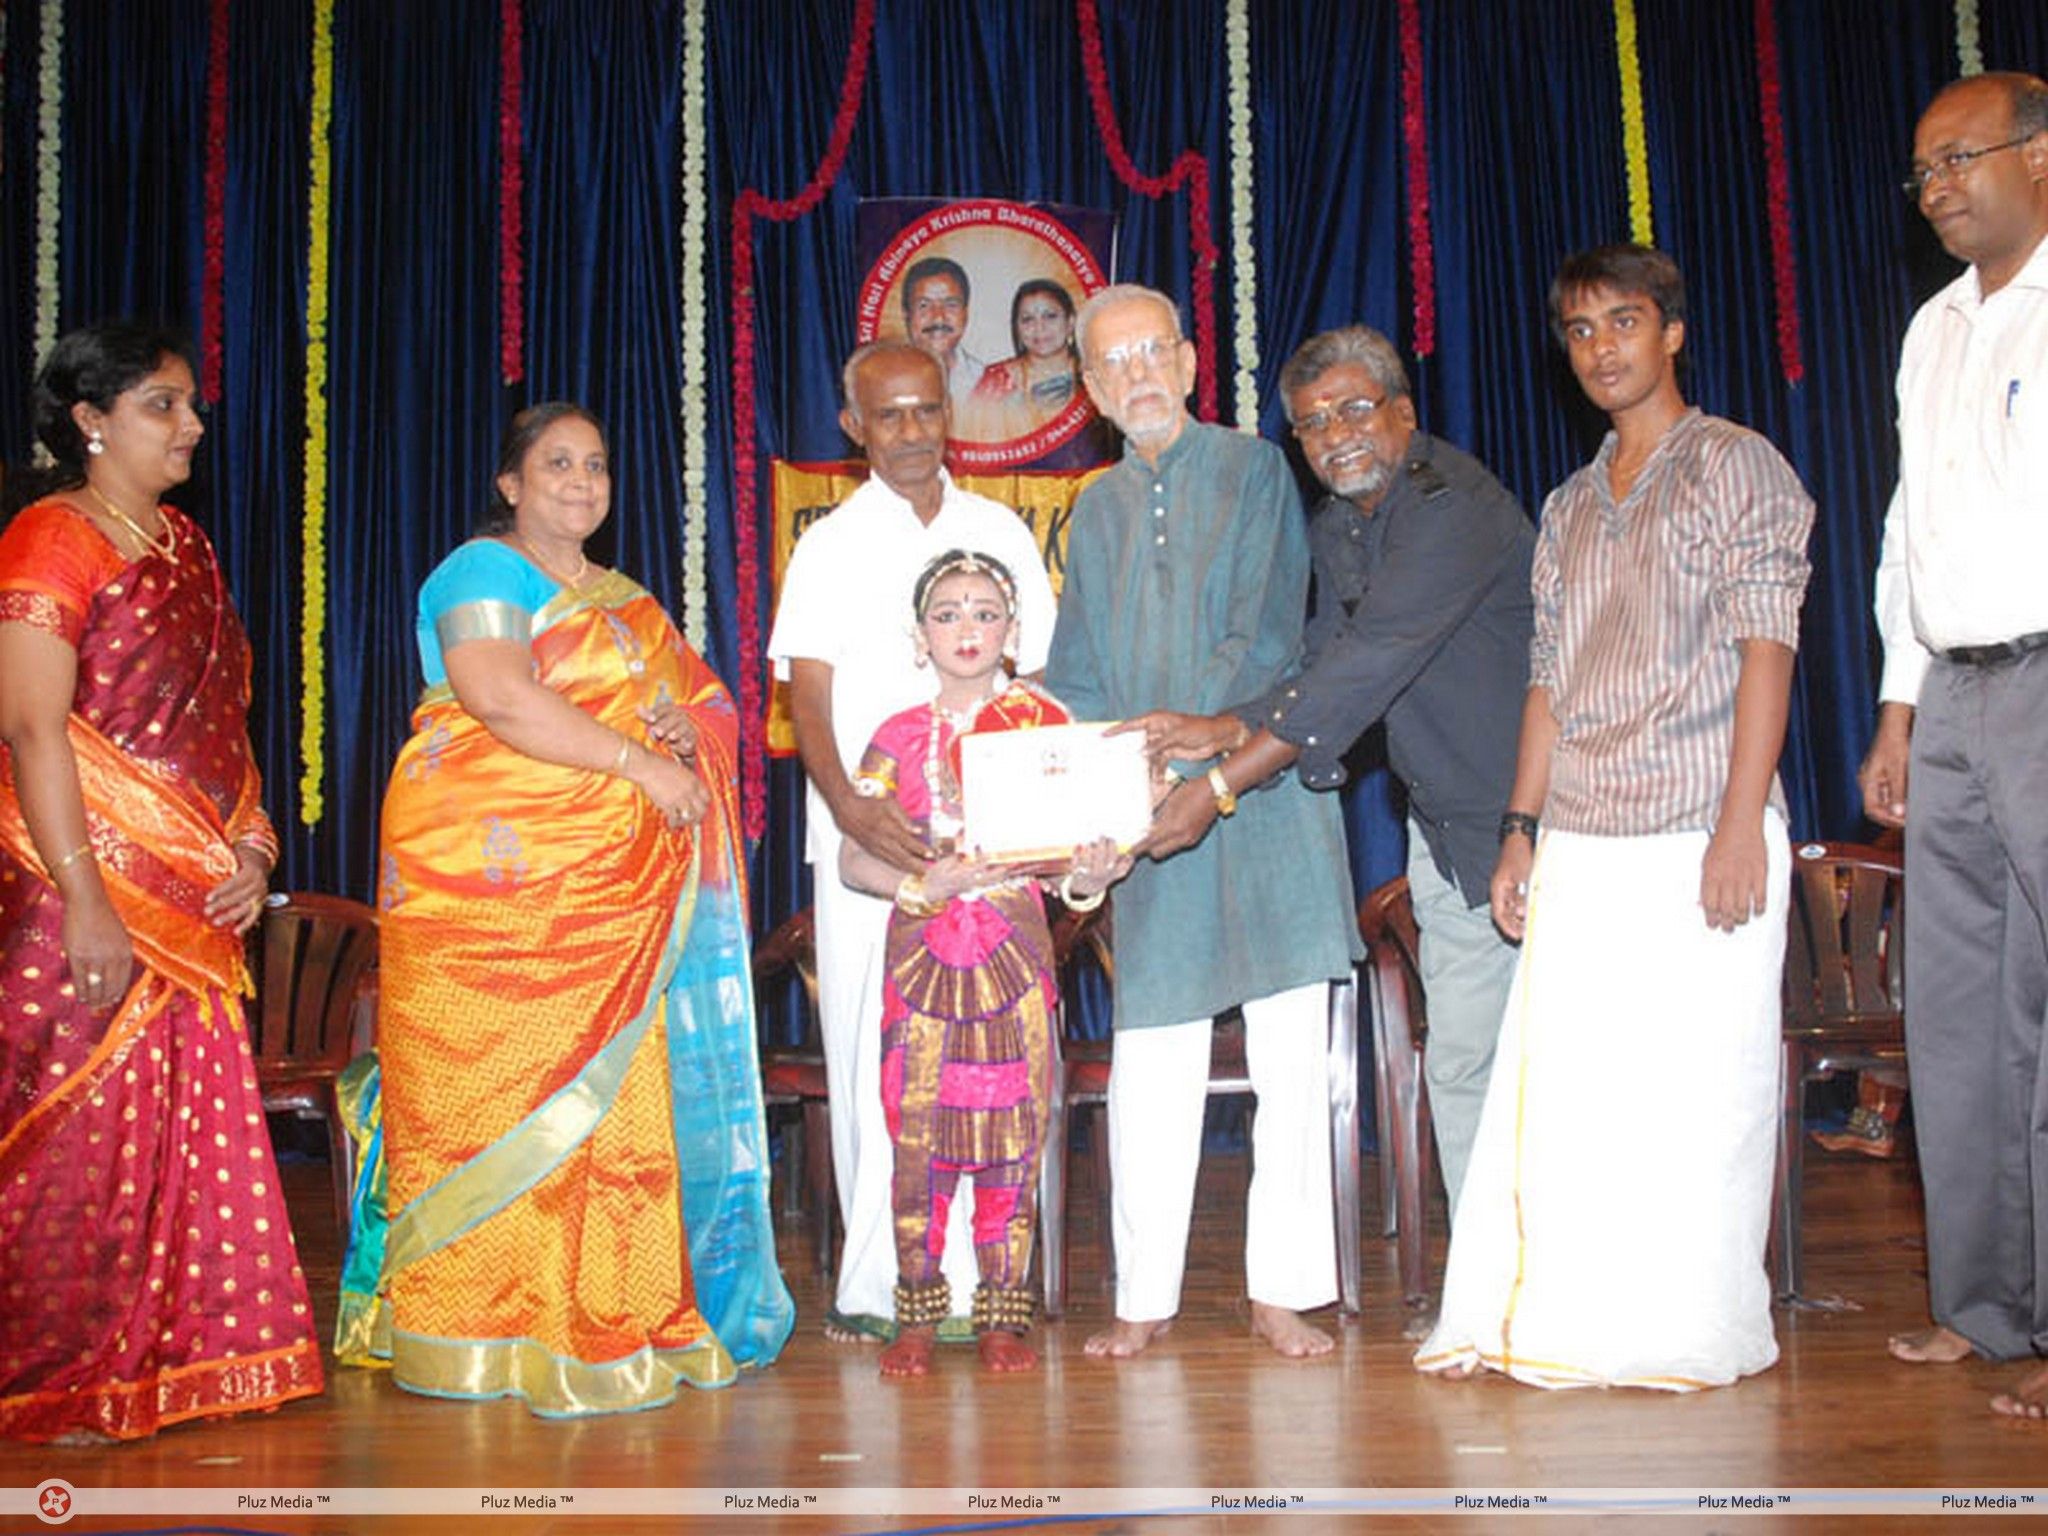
[1292,395,1388,438]
[1089,335,1180,377]
[1901,135,2036,199]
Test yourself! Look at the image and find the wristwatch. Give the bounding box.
[1497,810,1540,845]
[1206,765,1238,818]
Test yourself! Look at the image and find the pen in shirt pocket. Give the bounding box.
[2009,379,2022,419]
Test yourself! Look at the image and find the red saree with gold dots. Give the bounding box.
[0,499,324,1442]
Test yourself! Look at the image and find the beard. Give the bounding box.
[1319,447,1393,502]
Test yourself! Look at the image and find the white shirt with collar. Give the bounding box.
[1877,232,2048,703]
[766,467,1057,863]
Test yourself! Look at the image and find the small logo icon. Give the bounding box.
[34,1478,77,1524]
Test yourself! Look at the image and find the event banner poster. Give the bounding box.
[855,199,1116,472]
[764,459,1107,754]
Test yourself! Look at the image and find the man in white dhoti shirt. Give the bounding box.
[1417,244,1813,1390]
[768,341,1055,1340]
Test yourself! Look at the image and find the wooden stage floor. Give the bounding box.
[5,1136,2043,1534]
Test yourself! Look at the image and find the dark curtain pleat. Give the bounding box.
[310,0,502,898]
[59,0,208,336]
[218,0,314,867]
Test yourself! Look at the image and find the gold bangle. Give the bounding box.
[1058,871,1106,913]
[610,736,633,775]
[1206,765,1239,818]
[49,841,93,874]
[232,837,277,872]
[895,873,946,918]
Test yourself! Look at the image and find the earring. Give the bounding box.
[86,434,105,456]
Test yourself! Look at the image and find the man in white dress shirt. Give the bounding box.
[768,340,1055,1339]
[1857,72,2048,1420]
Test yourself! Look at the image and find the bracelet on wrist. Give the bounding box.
[48,841,93,874]
[1497,810,1541,845]
[1058,870,1107,913]
[610,736,634,776]
[894,872,946,918]
[1206,765,1239,818]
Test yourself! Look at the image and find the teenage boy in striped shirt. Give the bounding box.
[1417,244,1814,1391]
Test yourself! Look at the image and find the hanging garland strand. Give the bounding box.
[1753,0,1804,385]
[1396,0,1437,358]
[498,0,524,385]
[1075,0,1221,423]
[729,0,877,839]
[298,0,335,824]
[1955,1,1983,77]
[33,0,63,374]
[1224,0,1257,429]
[678,0,710,650]
[201,0,229,403]
[1613,0,1654,247]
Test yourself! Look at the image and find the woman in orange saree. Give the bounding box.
[352,403,791,1416]
[0,323,324,1442]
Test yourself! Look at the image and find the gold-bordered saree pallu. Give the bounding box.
[364,568,792,1416]
[0,501,324,1441]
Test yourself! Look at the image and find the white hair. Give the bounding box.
[1074,283,1183,361]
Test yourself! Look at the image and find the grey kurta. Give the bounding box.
[1046,422,1361,1030]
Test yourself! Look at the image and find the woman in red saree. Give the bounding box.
[351,403,791,1417]
[0,323,324,1442]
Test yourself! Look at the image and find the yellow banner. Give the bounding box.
[767,459,1107,754]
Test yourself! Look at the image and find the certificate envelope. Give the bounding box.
[959,723,1151,862]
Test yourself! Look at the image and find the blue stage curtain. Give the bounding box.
[2,0,2045,947]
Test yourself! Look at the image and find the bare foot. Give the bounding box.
[1251,1300,1334,1358]
[1990,1362,2048,1420]
[1888,1324,1973,1364]
[1431,1356,1483,1380]
[879,1325,937,1377]
[1084,1318,1172,1358]
[977,1331,1040,1372]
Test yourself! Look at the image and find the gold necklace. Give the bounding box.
[512,533,591,589]
[85,484,177,561]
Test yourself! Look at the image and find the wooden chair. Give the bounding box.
[1357,877,1435,1308]
[1772,841,1905,1302]
[1038,900,1364,1318]
[1037,901,1114,1318]
[248,892,380,1239]
[752,907,837,1275]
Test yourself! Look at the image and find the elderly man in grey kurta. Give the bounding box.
[1047,284,1361,1358]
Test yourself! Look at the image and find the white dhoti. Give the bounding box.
[1416,818,1786,1390]
[814,859,980,1327]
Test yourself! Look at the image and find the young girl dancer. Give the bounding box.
[841,549,1128,1377]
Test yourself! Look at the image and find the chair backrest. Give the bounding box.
[1358,876,1427,1048]
[248,892,380,1074]
[1782,841,1903,1033]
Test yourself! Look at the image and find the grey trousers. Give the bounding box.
[1407,822,1521,1218]
[1904,650,2048,1361]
